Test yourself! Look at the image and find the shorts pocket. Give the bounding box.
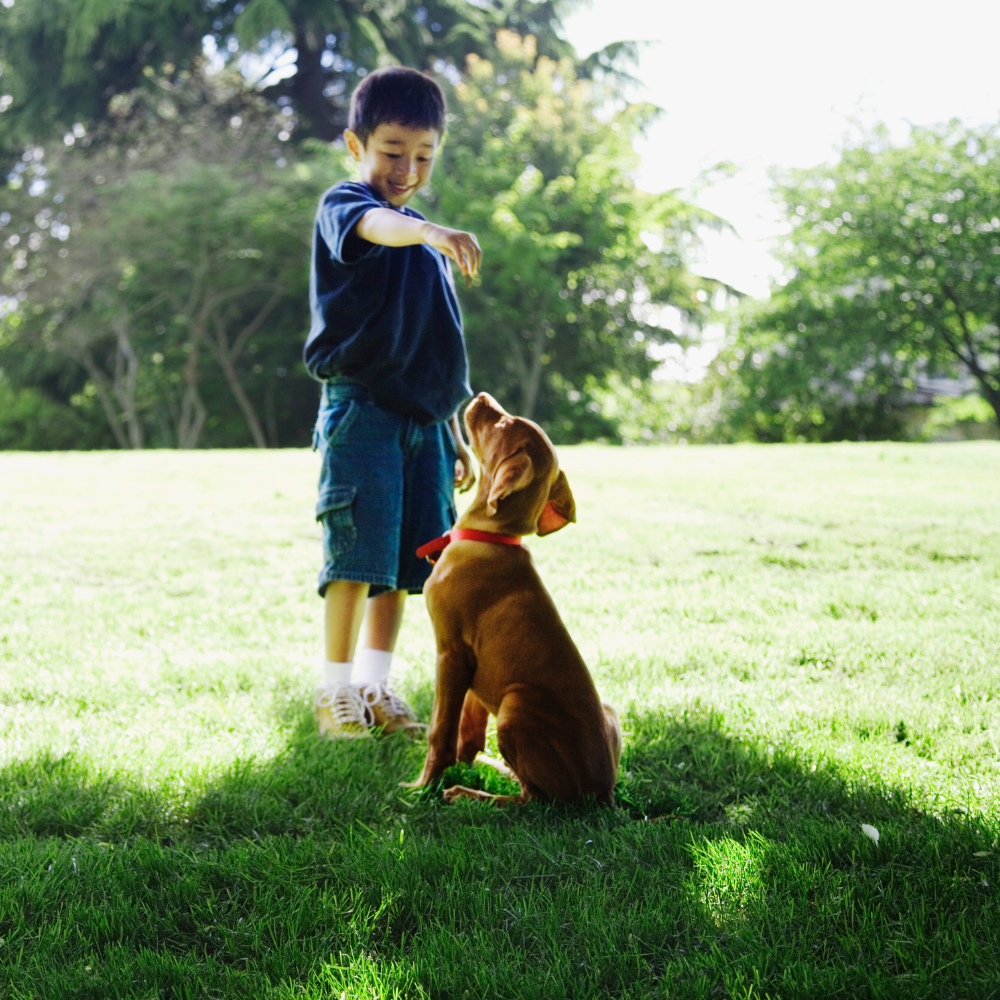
[313,399,359,450]
[316,486,358,558]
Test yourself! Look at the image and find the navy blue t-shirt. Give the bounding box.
[303,180,472,425]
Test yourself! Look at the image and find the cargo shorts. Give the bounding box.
[313,380,459,597]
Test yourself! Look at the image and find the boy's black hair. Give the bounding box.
[348,67,447,145]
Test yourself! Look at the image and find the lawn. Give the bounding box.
[1,441,999,999]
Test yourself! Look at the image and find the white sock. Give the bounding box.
[322,660,353,688]
[353,648,393,686]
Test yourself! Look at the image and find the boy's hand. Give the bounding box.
[422,222,482,281]
[454,442,475,493]
[450,413,476,493]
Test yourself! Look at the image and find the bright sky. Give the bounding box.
[563,0,1000,299]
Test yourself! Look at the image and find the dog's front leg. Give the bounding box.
[403,644,474,787]
[456,689,490,764]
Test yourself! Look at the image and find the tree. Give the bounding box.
[223,0,578,140]
[0,0,582,152]
[1,35,719,449]
[728,121,1000,441]
[0,0,214,155]
[423,31,717,437]
[0,70,335,448]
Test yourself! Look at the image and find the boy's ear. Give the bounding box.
[486,451,534,515]
[536,469,576,536]
[344,129,363,160]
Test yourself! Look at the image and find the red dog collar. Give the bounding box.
[416,528,522,563]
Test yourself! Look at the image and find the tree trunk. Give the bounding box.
[937,290,1000,433]
[504,327,530,415]
[520,327,549,421]
[208,292,282,449]
[213,318,268,448]
[504,314,551,420]
[292,23,339,141]
[76,347,129,450]
[983,385,1000,431]
[111,320,144,449]
[177,377,206,449]
[177,325,207,449]
[264,381,279,448]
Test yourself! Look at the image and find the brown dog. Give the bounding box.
[406,392,622,807]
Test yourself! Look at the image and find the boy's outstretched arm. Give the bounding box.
[356,209,482,280]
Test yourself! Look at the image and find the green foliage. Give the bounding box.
[705,338,916,444]
[234,0,294,52]
[212,0,579,141]
[587,372,724,444]
[0,0,214,154]
[3,443,1000,996]
[1,70,339,448]
[0,371,111,449]
[920,393,999,441]
[0,0,581,151]
[2,32,718,449]
[726,121,1000,442]
[426,32,716,437]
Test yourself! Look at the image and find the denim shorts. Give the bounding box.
[313,380,458,597]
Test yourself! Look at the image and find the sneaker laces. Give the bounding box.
[315,684,373,727]
[358,680,411,719]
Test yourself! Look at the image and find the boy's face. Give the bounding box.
[345,122,440,207]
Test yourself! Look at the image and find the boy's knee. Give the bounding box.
[322,579,370,602]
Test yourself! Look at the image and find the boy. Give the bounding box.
[304,66,482,737]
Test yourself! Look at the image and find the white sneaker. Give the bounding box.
[356,681,427,737]
[315,684,373,739]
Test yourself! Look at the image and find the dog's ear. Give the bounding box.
[486,451,535,515]
[536,469,576,536]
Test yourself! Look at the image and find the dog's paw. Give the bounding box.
[442,784,497,805]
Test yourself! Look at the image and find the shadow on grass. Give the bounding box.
[1,705,998,999]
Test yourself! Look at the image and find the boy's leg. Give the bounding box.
[355,589,425,736]
[324,580,370,662]
[356,418,458,737]
[359,589,407,653]
[313,385,407,738]
[316,580,372,739]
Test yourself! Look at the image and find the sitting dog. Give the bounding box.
[406,392,622,807]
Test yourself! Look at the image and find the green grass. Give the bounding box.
[1,442,999,999]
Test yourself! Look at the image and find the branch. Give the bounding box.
[131,290,169,323]
[210,315,268,448]
[199,283,284,333]
[503,325,530,395]
[182,248,210,322]
[29,276,99,350]
[228,289,284,363]
[74,346,129,449]
[898,234,998,396]
[941,284,999,391]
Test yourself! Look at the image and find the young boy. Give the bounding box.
[304,67,482,737]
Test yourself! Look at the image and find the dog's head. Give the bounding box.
[463,392,575,537]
